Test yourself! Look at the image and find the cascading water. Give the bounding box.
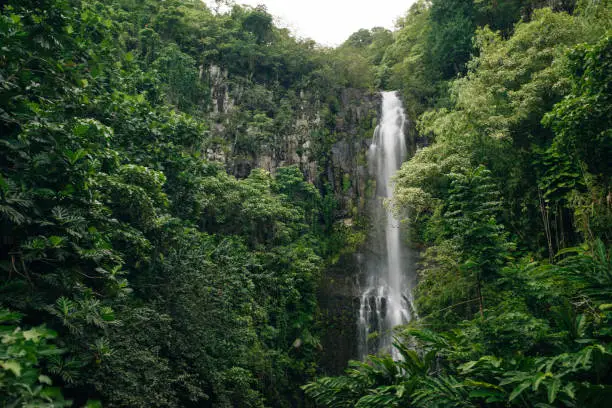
[358,91,416,360]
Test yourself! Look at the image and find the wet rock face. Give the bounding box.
[317,252,363,374]
[324,91,381,217]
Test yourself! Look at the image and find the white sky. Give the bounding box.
[204,1,417,46]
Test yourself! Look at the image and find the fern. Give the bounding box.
[0,176,32,224]
[302,376,363,408]
[412,375,474,408]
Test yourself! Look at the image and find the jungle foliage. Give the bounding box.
[0,0,374,406]
[1,0,611,407]
[305,1,612,407]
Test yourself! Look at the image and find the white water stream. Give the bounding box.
[358,91,416,360]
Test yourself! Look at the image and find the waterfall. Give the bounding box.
[358,91,416,360]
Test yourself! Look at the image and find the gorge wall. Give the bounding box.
[204,67,423,374]
[206,65,383,217]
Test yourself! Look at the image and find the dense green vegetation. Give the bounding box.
[0,0,374,406]
[1,0,611,407]
[304,0,612,407]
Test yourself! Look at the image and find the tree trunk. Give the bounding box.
[476,278,484,319]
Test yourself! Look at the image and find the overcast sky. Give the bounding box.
[204,1,417,46]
